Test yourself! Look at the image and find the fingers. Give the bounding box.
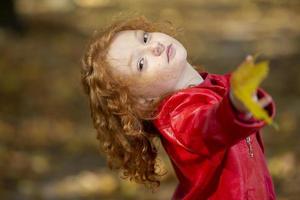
[257,95,272,108]
[246,54,254,62]
[243,95,272,120]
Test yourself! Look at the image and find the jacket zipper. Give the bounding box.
[246,136,254,158]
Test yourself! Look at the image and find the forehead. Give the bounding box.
[110,30,137,50]
[107,30,139,70]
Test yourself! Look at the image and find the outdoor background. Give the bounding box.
[0,0,299,199]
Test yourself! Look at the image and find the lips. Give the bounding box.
[167,44,172,63]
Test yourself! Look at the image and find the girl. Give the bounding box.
[81,15,276,200]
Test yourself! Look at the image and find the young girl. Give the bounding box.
[81,15,276,200]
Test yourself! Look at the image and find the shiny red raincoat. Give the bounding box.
[152,72,276,200]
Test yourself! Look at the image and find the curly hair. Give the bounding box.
[80,14,203,190]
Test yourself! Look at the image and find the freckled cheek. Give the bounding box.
[161,64,182,80]
[146,69,170,82]
[130,72,178,96]
[149,62,179,78]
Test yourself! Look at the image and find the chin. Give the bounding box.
[174,45,187,63]
[175,51,187,69]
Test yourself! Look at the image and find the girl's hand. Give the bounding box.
[230,55,274,124]
[230,88,272,119]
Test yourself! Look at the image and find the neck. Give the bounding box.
[174,62,204,90]
[139,62,204,105]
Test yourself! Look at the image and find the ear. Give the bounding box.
[137,96,159,106]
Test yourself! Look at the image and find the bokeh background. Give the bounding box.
[0,0,299,199]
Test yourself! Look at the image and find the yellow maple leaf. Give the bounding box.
[231,57,277,128]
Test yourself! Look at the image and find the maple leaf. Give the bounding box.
[231,56,277,128]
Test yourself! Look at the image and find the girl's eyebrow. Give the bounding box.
[127,30,139,67]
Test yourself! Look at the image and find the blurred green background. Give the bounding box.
[0,0,299,199]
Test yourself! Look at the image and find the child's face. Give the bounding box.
[106,30,188,99]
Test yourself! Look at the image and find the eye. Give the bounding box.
[137,58,144,71]
[143,32,149,43]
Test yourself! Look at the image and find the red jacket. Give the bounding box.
[152,72,276,200]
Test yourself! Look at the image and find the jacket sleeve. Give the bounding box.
[168,86,275,156]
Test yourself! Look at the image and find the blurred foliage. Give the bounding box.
[0,0,300,199]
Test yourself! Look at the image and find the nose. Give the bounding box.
[151,42,165,56]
